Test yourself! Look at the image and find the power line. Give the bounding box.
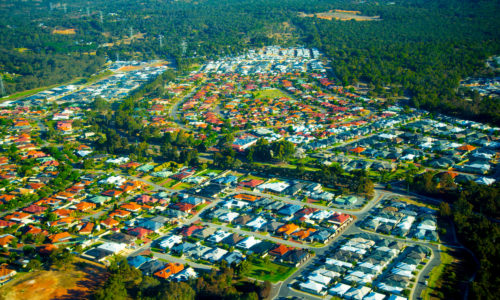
[0,76,6,97]
[181,40,187,56]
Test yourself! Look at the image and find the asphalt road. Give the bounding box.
[90,172,456,300]
[273,187,448,300]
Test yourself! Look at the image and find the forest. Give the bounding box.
[410,172,499,299]
[1,0,499,123]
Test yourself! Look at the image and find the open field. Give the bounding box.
[52,28,77,35]
[0,258,106,300]
[1,85,60,102]
[253,88,289,99]
[421,247,475,300]
[171,182,193,190]
[245,259,297,283]
[299,10,381,21]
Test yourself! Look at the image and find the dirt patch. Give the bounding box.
[0,259,107,300]
[299,10,381,21]
[52,28,77,35]
[117,65,142,72]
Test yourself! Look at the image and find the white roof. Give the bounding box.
[329,283,351,296]
[299,280,326,294]
[207,230,232,243]
[159,235,183,249]
[311,210,334,220]
[308,272,331,285]
[475,177,495,185]
[203,247,228,262]
[313,268,340,279]
[345,286,372,300]
[395,262,417,271]
[236,236,261,249]
[359,261,383,272]
[364,291,386,300]
[391,268,413,278]
[98,242,126,253]
[99,175,127,186]
[325,258,353,268]
[106,157,130,164]
[378,283,403,293]
[340,245,367,255]
[219,212,240,222]
[172,267,198,281]
[246,216,267,230]
[258,181,290,192]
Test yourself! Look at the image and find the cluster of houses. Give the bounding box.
[1,61,168,106]
[297,233,430,299]
[360,200,439,241]
[331,117,499,181]
[0,47,493,291]
[127,254,198,282]
[201,46,326,75]
[460,76,500,98]
[153,223,311,269]
[203,192,353,244]
[179,63,415,153]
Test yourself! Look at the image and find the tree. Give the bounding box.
[26,259,42,271]
[95,276,128,300]
[236,260,250,275]
[439,202,452,218]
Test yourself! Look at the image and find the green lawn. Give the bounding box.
[196,169,222,176]
[421,247,453,300]
[172,182,193,190]
[253,88,289,100]
[163,180,178,188]
[0,75,90,102]
[1,85,58,102]
[194,202,209,212]
[239,174,266,182]
[244,259,297,283]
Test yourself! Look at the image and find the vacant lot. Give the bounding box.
[0,259,107,300]
[253,89,289,100]
[245,259,297,283]
[52,28,77,35]
[299,10,381,21]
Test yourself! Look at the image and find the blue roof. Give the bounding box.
[278,204,302,216]
[233,137,257,146]
[127,255,151,268]
[213,175,238,184]
[139,220,164,231]
[184,197,203,205]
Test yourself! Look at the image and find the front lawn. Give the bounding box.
[172,182,193,190]
[163,179,178,188]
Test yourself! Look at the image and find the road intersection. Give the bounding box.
[91,171,450,300]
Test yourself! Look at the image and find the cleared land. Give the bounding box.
[299,10,381,21]
[0,259,107,300]
[244,258,297,283]
[52,28,77,35]
[253,88,289,99]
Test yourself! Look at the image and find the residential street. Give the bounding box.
[93,172,459,300]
